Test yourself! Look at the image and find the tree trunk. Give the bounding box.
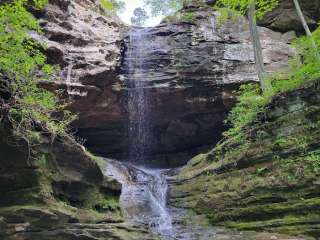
[248,2,270,92]
[293,0,319,57]
[292,0,312,37]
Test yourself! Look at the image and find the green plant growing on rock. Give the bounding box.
[292,0,319,59]
[180,12,196,22]
[100,0,125,15]
[0,0,76,147]
[85,150,106,169]
[215,83,271,158]
[306,152,320,174]
[217,25,320,161]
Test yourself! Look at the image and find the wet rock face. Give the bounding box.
[79,9,293,166]
[38,1,294,166]
[0,124,149,239]
[259,0,320,34]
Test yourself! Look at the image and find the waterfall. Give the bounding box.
[104,26,256,240]
[63,62,87,97]
[66,62,73,97]
[107,27,173,237]
[127,28,152,164]
[104,160,173,236]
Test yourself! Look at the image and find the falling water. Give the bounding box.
[104,26,268,240]
[104,160,173,236]
[63,62,87,97]
[126,28,152,164]
[66,62,73,97]
[115,27,173,236]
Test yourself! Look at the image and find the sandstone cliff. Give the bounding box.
[170,80,320,238]
[42,0,295,166]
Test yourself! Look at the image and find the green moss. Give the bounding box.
[82,187,120,214]
[223,214,320,238]
[85,150,106,169]
[180,12,196,22]
[162,9,198,24]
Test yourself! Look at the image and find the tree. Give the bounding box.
[144,0,185,17]
[131,7,149,27]
[216,0,278,92]
[292,0,319,58]
[100,0,125,13]
[248,2,268,91]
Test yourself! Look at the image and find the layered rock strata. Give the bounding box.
[40,2,293,166]
[170,81,320,238]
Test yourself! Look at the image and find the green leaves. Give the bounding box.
[271,27,320,93]
[215,0,278,20]
[0,0,45,82]
[144,0,187,17]
[221,83,268,142]
[99,0,125,14]
[0,0,76,142]
[100,0,114,10]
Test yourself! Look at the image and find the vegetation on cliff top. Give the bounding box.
[218,25,320,159]
[100,0,125,14]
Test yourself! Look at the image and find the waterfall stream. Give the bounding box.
[115,27,173,236]
[127,28,152,164]
[104,160,173,236]
[104,28,260,239]
[104,160,260,240]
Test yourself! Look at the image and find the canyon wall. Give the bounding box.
[39,0,295,166]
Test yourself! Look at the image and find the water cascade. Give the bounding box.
[105,27,173,236]
[104,27,260,240]
[126,28,152,164]
[104,160,173,236]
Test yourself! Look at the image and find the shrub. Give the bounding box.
[0,0,76,144]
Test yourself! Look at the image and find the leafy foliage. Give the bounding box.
[220,84,270,145]
[271,27,320,93]
[180,11,196,22]
[131,7,149,26]
[144,0,189,17]
[306,152,320,174]
[215,0,279,20]
[100,0,125,14]
[0,0,76,143]
[100,0,114,10]
[0,0,51,82]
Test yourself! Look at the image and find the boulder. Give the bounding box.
[259,0,320,34]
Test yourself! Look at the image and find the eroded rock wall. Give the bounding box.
[36,1,295,167]
[170,81,320,238]
[34,0,128,158]
[73,3,294,166]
